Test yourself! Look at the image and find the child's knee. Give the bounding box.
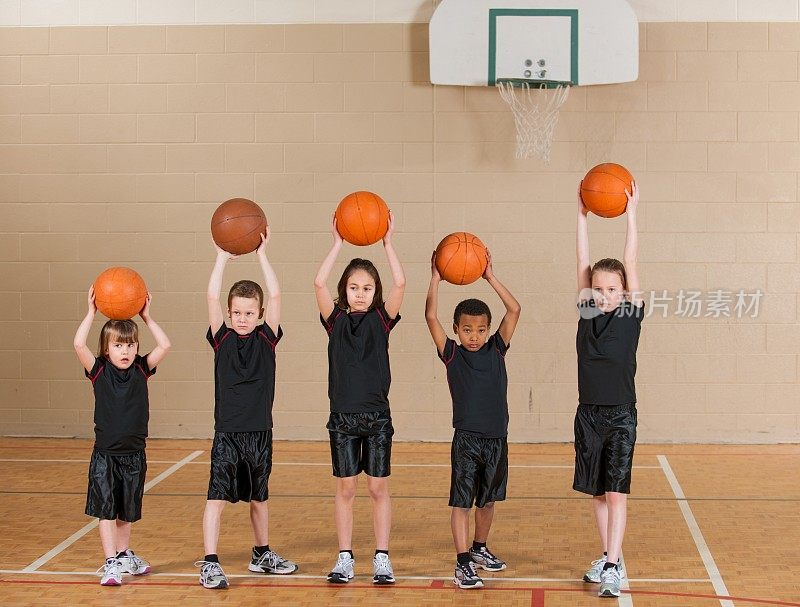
[366,477,389,500]
[606,491,626,505]
[205,499,227,514]
[451,506,470,518]
[337,478,358,500]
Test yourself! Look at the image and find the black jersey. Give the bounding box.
[576,300,644,406]
[207,323,283,432]
[321,305,400,413]
[438,332,510,438]
[86,354,154,454]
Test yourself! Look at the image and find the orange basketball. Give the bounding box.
[335,191,390,246]
[211,198,267,255]
[93,267,148,320]
[580,163,634,218]
[435,232,488,285]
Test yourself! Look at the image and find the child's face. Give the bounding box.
[228,296,264,335]
[345,269,376,312]
[591,270,625,313]
[453,313,490,351]
[106,337,138,370]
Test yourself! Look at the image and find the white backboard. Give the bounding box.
[430,0,639,87]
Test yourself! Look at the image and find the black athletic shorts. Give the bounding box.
[207,431,272,503]
[327,410,393,478]
[573,403,637,496]
[449,430,508,509]
[86,449,147,522]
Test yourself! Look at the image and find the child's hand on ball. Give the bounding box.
[87,285,96,314]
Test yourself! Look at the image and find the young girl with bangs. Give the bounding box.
[314,213,405,586]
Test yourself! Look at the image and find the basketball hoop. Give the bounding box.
[496,78,571,163]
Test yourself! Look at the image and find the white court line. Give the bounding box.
[0,458,661,470]
[21,450,204,573]
[266,463,662,470]
[657,455,733,607]
[0,569,711,583]
[618,552,633,607]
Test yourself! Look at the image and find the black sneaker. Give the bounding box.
[248,549,298,575]
[469,546,507,571]
[453,560,483,589]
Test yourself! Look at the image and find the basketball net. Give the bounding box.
[496,79,571,163]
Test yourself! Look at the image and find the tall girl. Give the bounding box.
[574,182,642,598]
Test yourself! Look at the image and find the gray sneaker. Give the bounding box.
[326,552,355,584]
[584,556,626,582]
[453,560,484,589]
[118,549,151,575]
[598,566,622,598]
[195,560,228,589]
[97,558,122,586]
[372,552,395,585]
[469,546,507,571]
[583,555,607,582]
[248,549,298,575]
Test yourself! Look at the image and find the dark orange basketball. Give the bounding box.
[580,163,634,218]
[435,232,488,285]
[335,191,390,246]
[211,198,267,255]
[93,267,148,320]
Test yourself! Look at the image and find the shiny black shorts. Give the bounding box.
[85,449,147,522]
[573,403,637,496]
[327,410,393,478]
[449,430,508,509]
[208,431,272,503]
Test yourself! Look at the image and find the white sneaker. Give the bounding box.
[598,566,622,598]
[118,549,151,575]
[97,558,122,586]
[583,555,607,583]
[326,551,355,584]
[372,552,395,585]
[194,560,228,589]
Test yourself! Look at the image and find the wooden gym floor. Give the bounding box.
[0,438,798,607]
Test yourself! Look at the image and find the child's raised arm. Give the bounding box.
[576,183,591,299]
[73,286,97,373]
[381,211,405,319]
[314,213,344,319]
[425,251,447,356]
[208,242,235,335]
[623,180,642,307]
[256,229,281,334]
[140,293,171,370]
[483,249,521,347]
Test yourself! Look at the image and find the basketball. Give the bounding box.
[434,232,488,285]
[335,191,390,246]
[211,198,268,255]
[579,163,635,218]
[93,267,148,320]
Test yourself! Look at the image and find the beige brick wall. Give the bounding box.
[0,23,798,443]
